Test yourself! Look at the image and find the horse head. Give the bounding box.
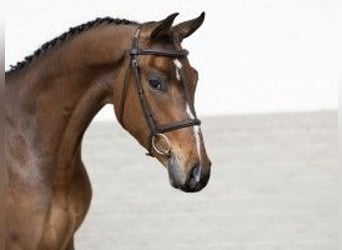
[116,13,211,192]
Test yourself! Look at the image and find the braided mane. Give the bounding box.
[6,17,138,75]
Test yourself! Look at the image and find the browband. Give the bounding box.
[130,48,189,58]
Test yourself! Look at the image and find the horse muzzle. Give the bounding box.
[167,155,211,193]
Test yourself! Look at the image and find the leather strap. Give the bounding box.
[118,27,201,157]
[131,48,189,57]
[118,58,133,128]
[158,119,201,134]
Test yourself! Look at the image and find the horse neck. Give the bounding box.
[7,24,137,172]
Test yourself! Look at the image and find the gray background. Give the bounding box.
[77,111,338,250]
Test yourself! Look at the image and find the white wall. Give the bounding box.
[5,0,341,120]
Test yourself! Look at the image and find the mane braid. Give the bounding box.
[6,17,138,75]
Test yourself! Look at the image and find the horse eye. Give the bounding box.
[149,79,164,90]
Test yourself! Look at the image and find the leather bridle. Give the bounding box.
[118,27,201,157]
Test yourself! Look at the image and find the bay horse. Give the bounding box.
[4,13,211,249]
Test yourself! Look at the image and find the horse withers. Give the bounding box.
[5,13,211,249]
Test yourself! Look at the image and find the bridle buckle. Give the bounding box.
[131,57,138,67]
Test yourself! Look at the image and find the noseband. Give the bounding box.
[118,27,201,157]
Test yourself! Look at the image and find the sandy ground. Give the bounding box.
[76,111,338,250]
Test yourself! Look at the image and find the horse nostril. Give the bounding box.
[190,163,201,183]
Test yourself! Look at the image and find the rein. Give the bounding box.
[118,27,201,157]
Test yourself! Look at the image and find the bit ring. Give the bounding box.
[151,133,171,156]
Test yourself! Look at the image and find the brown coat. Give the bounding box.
[4,13,211,249]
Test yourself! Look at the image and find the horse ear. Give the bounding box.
[150,13,179,40]
[172,12,205,41]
